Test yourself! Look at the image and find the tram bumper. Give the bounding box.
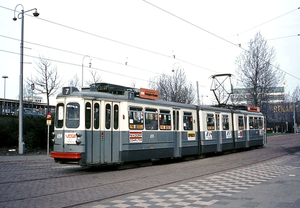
[51,152,82,164]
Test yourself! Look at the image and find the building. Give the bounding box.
[263,101,300,133]
[231,87,300,133]
[0,98,55,116]
[231,87,285,104]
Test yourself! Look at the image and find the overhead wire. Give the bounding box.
[142,1,300,81]
[0,4,221,75]
[238,7,300,35]
[0,34,163,76]
[0,48,153,84]
[1,4,299,82]
[143,0,246,51]
[36,17,220,74]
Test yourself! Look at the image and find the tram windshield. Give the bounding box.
[66,103,80,128]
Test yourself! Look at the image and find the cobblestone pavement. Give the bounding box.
[0,134,299,208]
[90,154,300,208]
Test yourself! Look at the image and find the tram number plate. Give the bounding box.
[129,131,143,143]
[65,133,77,144]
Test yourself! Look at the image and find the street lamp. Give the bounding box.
[82,55,92,88]
[172,62,181,73]
[2,75,8,115]
[13,4,39,154]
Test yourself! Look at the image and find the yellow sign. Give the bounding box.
[274,105,298,113]
[188,132,196,141]
[47,120,51,125]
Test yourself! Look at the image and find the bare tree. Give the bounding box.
[27,56,63,113]
[68,74,81,89]
[285,91,293,103]
[86,69,102,86]
[235,32,285,108]
[292,85,300,102]
[149,68,195,104]
[23,83,35,102]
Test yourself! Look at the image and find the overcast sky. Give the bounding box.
[0,0,299,105]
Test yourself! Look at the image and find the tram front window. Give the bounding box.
[56,103,64,128]
[66,103,80,128]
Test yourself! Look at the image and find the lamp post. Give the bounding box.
[2,75,8,115]
[31,83,35,114]
[13,4,39,154]
[82,55,92,88]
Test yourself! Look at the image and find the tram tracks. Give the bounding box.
[0,146,294,206]
[1,135,299,207]
[63,151,295,208]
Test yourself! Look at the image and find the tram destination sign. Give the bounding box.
[139,88,159,100]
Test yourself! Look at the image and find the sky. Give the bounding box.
[0,0,299,105]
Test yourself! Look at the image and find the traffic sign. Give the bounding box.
[47,113,52,120]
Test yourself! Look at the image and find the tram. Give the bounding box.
[50,83,266,166]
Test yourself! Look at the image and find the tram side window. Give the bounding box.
[207,114,215,130]
[105,104,111,129]
[55,103,64,128]
[145,108,158,130]
[249,117,254,129]
[85,102,91,129]
[258,117,263,129]
[94,103,100,129]
[183,112,193,130]
[253,117,258,129]
[222,115,229,130]
[160,110,171,130]
[66,103,80,128]
[238,116,244,130]
[129,107,144,130]
[114,104,119,130]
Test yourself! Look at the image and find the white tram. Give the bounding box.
[51,83,266,166]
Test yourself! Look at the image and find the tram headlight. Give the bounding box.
[76,138,82,145]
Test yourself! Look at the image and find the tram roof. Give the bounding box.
[56,86,197,110]
[56,83,263,115]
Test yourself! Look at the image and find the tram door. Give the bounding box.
[215,113,222,152]
[101,102,120,164]
[91,101,101,164]
[173,109,181,157]
[245,116,249,148]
